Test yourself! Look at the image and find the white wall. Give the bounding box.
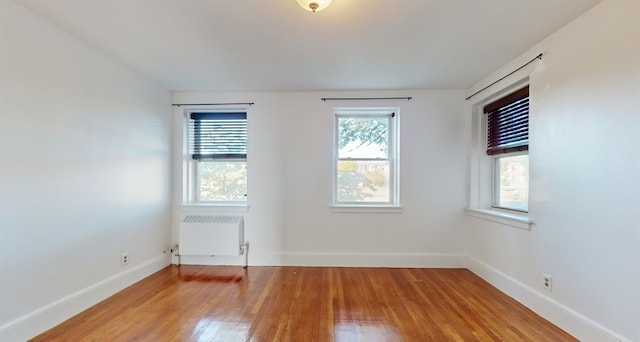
[172,90,469,267]
[465,0,640,341]
[3,0,635,340]
[0,1,172,340]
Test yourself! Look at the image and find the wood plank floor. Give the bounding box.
[31,266,576,341]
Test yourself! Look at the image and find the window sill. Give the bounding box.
[465,207,533,230]
[330,206,403,214]
[180,203,250,213]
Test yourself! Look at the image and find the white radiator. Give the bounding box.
[179,215,244,256]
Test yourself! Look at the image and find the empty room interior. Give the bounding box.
[1,0,638,341]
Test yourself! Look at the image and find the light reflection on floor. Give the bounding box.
[191,318,252,342]
[334,321,401,342]
[190,318,401,341]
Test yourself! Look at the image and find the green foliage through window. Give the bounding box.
[198,161,247,202]
[338,117,389,157]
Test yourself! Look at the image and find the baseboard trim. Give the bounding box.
[177,252,467,268]
[467,256,629,342]
[8,253,624,341]
[0,253,170,341]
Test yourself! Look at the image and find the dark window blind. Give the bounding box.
[189,112,247,160]
[484,86,529,155]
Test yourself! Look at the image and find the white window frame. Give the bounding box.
[331,107,400,209]
[181,107,248,207]
[466,79,532,229]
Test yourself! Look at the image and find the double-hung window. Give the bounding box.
[333,108,399,207]
[484,86,529,212]
[187,111,247,203]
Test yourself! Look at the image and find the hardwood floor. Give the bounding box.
[31,266,576,341]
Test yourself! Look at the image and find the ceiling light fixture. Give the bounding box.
[296,0,333,12]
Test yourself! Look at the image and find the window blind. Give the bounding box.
[189,112,247,160]
[484,86,529,155]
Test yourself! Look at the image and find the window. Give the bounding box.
[484,86,529,212]
[333,108,399,206]
[187,111,247,203]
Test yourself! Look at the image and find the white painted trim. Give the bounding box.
[330,206,403,214]
[467,257,630,342]
[465,207,533,230]
[0,254,171,342]
[277,252,466,268]
[180,204,250,213]
[331,108,401,208]
[177,252,467,268]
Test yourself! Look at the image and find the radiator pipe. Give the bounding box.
[172,245,181,267]
[241,242,250,268]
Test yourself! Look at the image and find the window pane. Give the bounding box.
[338,117,389,159]
[495,155,529,211]
[198,161,247,201]
[337,160,389,203]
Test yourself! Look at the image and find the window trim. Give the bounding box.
[332,107,400,208]
[465,207,532,230]
[467,78,532,229]
[182,107,249,206]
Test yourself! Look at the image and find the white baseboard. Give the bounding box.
[467,256,629,342]
[8,252,624,342]
[0,253,171,342]
[177,252,467,268]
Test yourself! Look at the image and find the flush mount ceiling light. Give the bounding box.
[296,0,333,12]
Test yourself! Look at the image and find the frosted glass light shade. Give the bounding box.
[296,0,333,12]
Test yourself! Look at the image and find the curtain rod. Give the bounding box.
[465,53,543,101]
[321,96,412,102]
[172,102,254,107]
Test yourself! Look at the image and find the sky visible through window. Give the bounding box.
[339,140,387,159]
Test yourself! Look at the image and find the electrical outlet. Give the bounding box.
[121,252,129,266]
[542,273,552,291]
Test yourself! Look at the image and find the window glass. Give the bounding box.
[337,160,390,203]
[197,160,247,202]
[338,117,388,159]
[494,154,529,212]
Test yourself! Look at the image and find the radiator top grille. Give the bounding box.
[182,215,242,224]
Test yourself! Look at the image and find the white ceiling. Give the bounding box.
[15,0,601,92]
